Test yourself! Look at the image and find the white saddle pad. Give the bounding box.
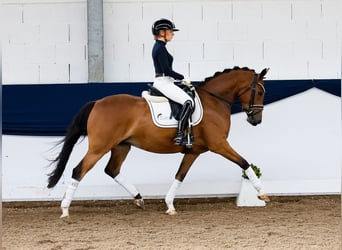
[142,91,203,128]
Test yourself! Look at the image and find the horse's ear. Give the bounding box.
[259,68,269,80]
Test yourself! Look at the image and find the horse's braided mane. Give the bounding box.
[198,66,255,86]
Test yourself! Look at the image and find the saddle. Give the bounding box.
[147,83,195,120]
[142,82,203,148]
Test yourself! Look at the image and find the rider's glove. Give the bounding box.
[182,79,195,91]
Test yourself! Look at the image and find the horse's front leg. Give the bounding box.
[165,153,199,215]
[211,141,270,202]
[244,165,270,202]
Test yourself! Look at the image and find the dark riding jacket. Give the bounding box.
[152,40,184,80]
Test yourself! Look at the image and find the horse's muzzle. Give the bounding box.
[244,105,263,126]
[247,115,261,126]
[246,112,262,126]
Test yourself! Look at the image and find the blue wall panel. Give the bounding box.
[3,79,340,136]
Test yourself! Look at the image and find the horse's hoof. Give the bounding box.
[258,194,270,202]
[166,209,177,215]
[134,199,145,209]
[60,207,69,218]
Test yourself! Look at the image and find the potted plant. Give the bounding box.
[242,163,262,179]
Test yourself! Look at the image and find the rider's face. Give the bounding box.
[164,30,174,42]
[159,29,174,42]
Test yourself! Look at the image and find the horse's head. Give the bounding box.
[197,67,269,126]
[238,68,269,126]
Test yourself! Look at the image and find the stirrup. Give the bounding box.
[183,133,194,148]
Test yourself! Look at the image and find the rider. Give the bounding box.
[151,18,194,145]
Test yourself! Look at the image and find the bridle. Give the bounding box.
[198,74,265,117]
[238,74,265,117]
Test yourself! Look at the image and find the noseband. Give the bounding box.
[238,74,265,117]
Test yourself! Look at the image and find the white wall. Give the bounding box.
[2,0,88,83]
[2,0,342,83]
[1,0,341,201]
[2,88,340,201]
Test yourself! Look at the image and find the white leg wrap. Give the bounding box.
[244,167,264,194]
[165,179,181,213]
[114,173,139,197]
[61,178,79,208]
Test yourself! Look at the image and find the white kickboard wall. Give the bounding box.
[2,88,340,201]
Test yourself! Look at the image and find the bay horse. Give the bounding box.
[47,66,270,218]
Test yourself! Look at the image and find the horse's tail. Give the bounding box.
[47,101,95,188]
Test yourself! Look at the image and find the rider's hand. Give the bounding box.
[182,79,195,91]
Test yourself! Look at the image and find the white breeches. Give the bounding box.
[153,77,194,106]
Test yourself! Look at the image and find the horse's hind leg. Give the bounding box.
[60,150,106,218]
[165,153,199,215]
[104,143,144,209]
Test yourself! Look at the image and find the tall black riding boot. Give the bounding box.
[174,101,193,145]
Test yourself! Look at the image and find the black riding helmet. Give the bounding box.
[152,18,179,35]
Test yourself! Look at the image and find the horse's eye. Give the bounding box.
[258,91,264,96]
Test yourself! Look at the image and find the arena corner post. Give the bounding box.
[87,0,104,83]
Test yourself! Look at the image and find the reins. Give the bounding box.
[197,88,233,108]
[197,73,265,115]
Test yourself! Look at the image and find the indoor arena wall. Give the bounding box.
[2,0,341,201]
[2,0,341,83]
